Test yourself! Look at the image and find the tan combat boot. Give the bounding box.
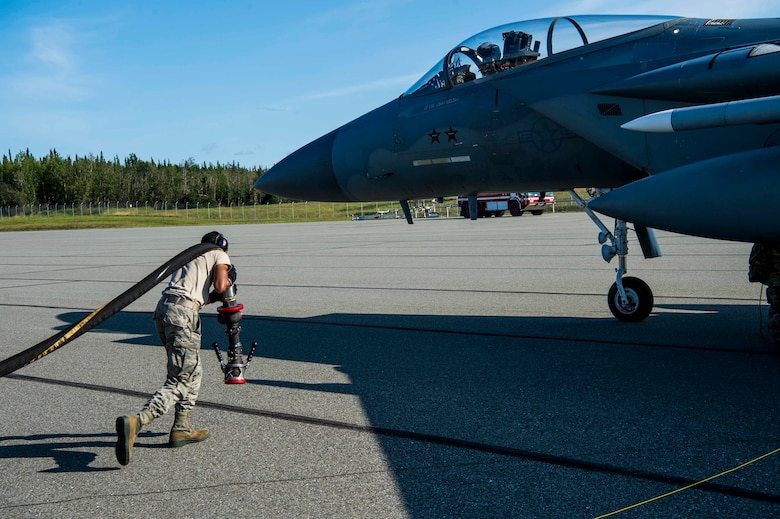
[115,415,142,466]
[169,411,210,447]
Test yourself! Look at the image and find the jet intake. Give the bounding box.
[587,146,780,243]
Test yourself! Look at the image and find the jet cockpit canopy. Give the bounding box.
[404,14,680,96]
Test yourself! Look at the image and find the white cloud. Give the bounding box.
[30,23,76,69]
[5,19,104,102]
[299,73,421,101]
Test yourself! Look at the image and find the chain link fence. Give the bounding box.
[1,195,582,222]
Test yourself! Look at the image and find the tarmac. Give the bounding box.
[0,213,778,518]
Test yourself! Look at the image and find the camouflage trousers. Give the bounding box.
[142,298,203,420]
[768,284,780,344]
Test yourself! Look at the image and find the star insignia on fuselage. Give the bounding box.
[446,126,458,142]
[532,119,563,153]
[429,128,441,143]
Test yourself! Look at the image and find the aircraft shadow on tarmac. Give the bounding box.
[240,307,780,517]
[48,305,780,516]
[55,300,776,353]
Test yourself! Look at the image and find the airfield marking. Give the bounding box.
[6,372,780,506]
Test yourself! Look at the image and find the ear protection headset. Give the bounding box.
[201,231,228,252]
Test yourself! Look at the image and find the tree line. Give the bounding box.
[0,149,275,207]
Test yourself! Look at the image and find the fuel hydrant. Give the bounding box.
[211,284,257,384]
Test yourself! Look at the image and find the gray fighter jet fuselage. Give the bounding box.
[255,14,780,322]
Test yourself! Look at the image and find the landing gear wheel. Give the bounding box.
[607,276,653,322]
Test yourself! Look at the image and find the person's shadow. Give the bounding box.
[0,431,167,472]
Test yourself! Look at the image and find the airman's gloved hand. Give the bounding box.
[206,290,220,305]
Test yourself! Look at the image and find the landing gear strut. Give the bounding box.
[568,189,657,322]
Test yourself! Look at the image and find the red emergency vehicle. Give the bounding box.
[457,192,554,218]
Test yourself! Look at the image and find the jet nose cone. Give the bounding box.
[254,129,346,201]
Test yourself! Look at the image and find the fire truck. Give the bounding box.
[457,192,555,218]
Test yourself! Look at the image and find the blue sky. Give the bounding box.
[0,1,776,169]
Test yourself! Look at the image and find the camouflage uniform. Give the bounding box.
[144,299,203,419]
[115,233,231,466]
[140,247,230,422]
[748,243,780,343]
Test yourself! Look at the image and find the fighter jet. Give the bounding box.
[254,14,780,322]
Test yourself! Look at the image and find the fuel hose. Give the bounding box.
[0,242,220,378]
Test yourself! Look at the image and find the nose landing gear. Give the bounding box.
[568,189,658,322]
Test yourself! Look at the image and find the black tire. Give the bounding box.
[531,210,543,216]
[607,277,653,322]
[509,200,522,216]
[460,204,470,219]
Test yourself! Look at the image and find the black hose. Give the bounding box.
[0,242,220,378]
